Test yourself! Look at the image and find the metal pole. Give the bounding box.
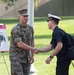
[28,0,37,75]
[1,52,10,75]
[28,0,34,27]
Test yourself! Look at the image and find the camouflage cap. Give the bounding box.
[18,9,28,16]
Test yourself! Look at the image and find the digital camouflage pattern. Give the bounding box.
[9,23,34,75]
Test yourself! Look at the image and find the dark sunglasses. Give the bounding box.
[23,15,28,17]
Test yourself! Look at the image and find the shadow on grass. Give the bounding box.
[8,33,74,41]
[61,16,74,20]
[0,19,19,24]
[34,17,74,22]
[34,17,47,22]
[0,17,74,24]
[8,36,11,41]
[35,35,51,39]
[8,34,52,41]
[0,52,9,56]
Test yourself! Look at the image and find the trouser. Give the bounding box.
[11,61,31,75]
[56,56,71,75]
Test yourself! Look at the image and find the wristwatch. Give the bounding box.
[49,55,53,59]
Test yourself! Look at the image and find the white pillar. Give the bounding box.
[28,0,34,27]
[28,0,37,75]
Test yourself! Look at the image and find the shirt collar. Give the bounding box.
[53,26,58,31]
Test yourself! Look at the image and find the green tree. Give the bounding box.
[34,0,41,9]
[1,0,41,10]
[1,0,40,8]
[1,0,17,3]
[1,0,17,6]
[1,0,18,10]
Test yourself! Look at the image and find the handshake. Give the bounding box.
[32,47,41,54]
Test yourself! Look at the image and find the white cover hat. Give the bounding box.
[48,14,61,20]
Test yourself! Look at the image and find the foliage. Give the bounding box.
[1,0,7,2]
[1,0,18,10]
[1,0,17,6]
[34,0,41,9]
[1,0,17,3]
[1,0,41,9]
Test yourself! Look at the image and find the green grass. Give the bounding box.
[0,18,74,75]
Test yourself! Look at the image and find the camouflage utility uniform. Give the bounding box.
[10,23,34,75]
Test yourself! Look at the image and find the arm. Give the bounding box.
[17,41,35,52]
[30,39,35,63]
[17,39,37,63]
[50,42,63,57]
[40,44,53,52]
[31,39,35,47]
[46,42,63,64]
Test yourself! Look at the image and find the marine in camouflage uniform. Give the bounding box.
[9,23,34,75]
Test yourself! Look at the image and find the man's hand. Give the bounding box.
[29,55,34,64]
[45,57,52,64]
[33,48,41,54]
